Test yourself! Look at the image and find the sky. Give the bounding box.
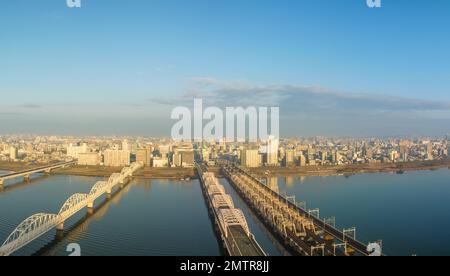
[1,0,450,137]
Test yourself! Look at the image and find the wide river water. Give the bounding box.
[1,168,450,256]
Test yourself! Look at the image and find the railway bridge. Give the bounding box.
[221,162,382,256]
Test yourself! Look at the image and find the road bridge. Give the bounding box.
[0,161,76,187]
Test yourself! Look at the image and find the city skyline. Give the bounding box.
[1,0,450,136]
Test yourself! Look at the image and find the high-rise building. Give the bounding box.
[172,153,182,167]
[78,153,101,166]
[9,146,18,161]
[158,145,171,158]
[307,147,315,161]
[122,139,130,151]
[241,149,260,168]
[299,154,307,166]
[266,136,279,166]
[321,151,328,162]
[152,157,168,168]
[390,150,399,162]
[334,151,342,164]
[136,149,152,166]
[399,140,410,161]
[366,148,373,160]
[181,151,195,167]
[427,143,433,160]
[284,149,295,167]
[103,150,130,167]
[67,143,88,159]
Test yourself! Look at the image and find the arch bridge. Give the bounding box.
[0,162,143,256]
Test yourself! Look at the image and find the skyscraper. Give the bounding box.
[427,143,433,160]
[104,150,131,167]
[136,149,152,166]
[284,149,295,167]
[266,135,279,166]
[299,154,306,166]
[9,146,18,161]
[241,149,261,168]
[67,143,88,159]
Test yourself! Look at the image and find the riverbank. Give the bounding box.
[246,159,450,177]
[0,161,43,172]
[51,165,197,179]
[1,159,449,179]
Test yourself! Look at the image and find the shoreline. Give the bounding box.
[51,166,197,180]
[1,159,450,179]
[246,159,450,177]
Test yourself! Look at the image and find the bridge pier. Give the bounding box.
[55,230,65,240]
[44,169,52,175]
[119,178,128,188]
[23,174,30,182]
[87,202,94,215]
[57,221,64,231]
[0,178,4,186]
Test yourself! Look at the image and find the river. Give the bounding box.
[1,168,450,256]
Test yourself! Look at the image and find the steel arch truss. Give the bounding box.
[0,162,144,256]
[218,209,250,238]
[58,193,89,218]
[0,213,59,256]
[108,173,122,185]
[207,185,225,197]
[212,195,235,209]
[89,181,108,197]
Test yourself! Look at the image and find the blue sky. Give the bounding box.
[1,0,450,137]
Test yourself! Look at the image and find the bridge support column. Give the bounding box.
[57,221,64,231]
[119,178,127,188]
[23,174,30,182]
[45,169,52,175]
[55,230,64,240]
[0,179,4,186]
[87,201,94,215]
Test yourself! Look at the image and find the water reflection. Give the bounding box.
[266,177,279,194]
[1,176,221,256]
[285,176,294,188]
[275,169,450,256]
[34,181,133,256]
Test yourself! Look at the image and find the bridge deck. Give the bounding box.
[228,226,265,256]
[0,161,76,179]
